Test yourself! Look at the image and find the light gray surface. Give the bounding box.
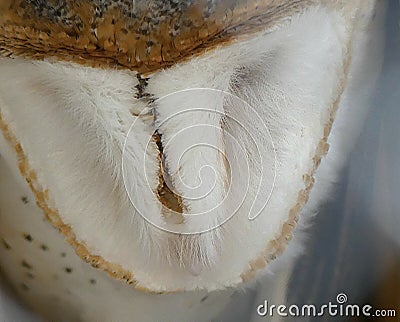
[0,276,40,322]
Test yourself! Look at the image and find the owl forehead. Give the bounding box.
[21,0,190,27]
[0,0,313,73]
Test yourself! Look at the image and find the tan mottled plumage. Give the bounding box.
[0,0,315,73]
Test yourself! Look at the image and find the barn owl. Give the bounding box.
[0,0,385,321]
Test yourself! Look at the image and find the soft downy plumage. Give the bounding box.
[0,1,385,321]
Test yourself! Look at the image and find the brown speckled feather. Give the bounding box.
[0,0,313,73]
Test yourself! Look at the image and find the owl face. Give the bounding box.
[0,0,382,293]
